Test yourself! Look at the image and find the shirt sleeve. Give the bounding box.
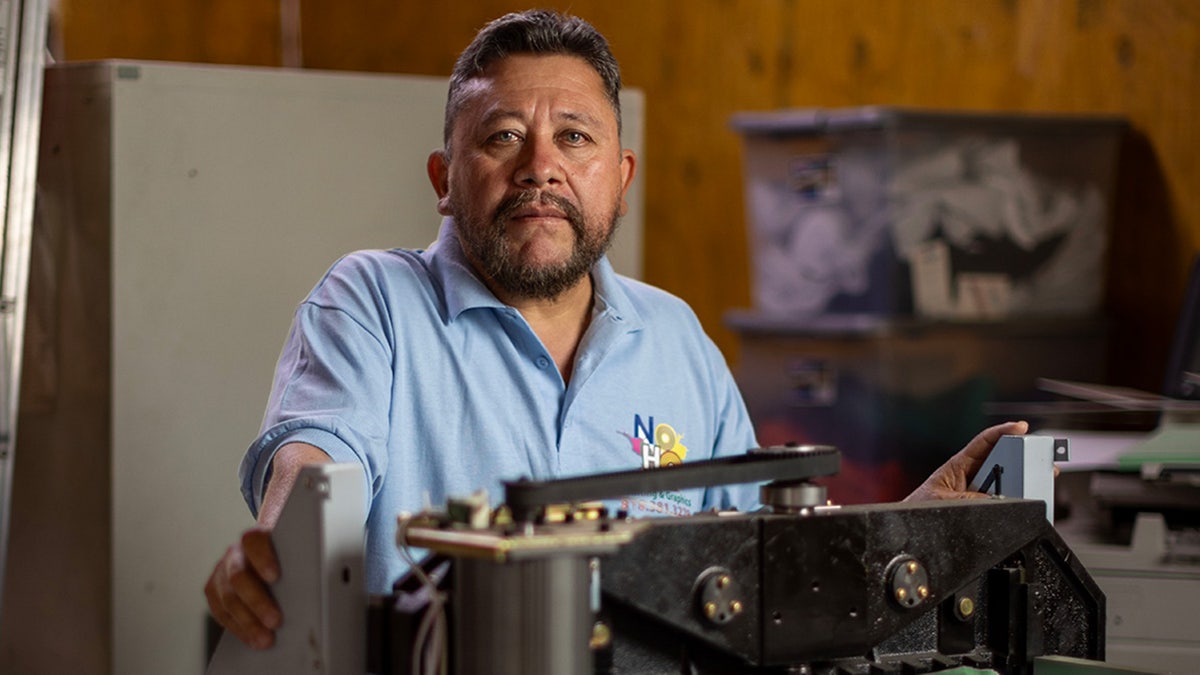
[239,256,394,516]
[700,338,763,513]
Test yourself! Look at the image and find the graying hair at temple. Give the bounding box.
[442,9,624,153]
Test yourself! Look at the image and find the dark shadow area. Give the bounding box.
[1105,127,1189,392]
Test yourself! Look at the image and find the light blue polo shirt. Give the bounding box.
[241,218,761,592]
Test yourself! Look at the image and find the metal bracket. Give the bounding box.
[969,435,1068,523]
[206,463,367,675]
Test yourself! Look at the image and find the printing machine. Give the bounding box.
[206,441,1108,675]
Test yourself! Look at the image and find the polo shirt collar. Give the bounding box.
[425,218,506,320]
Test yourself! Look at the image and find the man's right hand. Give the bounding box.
[204,442,332,649]
[204,526,283,649]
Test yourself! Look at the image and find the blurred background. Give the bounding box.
[50,0,1198,389]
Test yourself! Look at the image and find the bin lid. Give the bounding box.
[730,106,1127,138]
[723,309,1109,338]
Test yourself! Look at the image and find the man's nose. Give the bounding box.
[514,135,563,187]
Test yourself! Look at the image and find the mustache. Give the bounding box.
[493,190,584,231]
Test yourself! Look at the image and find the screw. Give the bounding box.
[958,596,975,618]
[589,622,612,649]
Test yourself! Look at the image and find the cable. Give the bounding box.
[397,513,447,675]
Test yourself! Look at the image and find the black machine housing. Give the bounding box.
[379,446,1105,675]
[600,498,1103,674]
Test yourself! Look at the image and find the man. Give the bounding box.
[204,9,1028,650]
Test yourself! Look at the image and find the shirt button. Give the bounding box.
[536,356,550,369]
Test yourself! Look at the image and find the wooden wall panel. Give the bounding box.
[57,0,282,65]
[54,0,1200,392]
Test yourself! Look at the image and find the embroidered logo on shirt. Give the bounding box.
[617,415,697,516]
[618,414,689,469]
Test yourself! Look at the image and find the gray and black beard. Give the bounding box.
[454,189,619,300]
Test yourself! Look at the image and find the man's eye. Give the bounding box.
[562,131,589,145]
[491,130,521,143]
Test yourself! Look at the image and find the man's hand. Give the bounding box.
[903,421,1029,501]
[204,442,331,649]
[204,527,282,649]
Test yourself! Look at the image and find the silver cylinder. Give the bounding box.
[761,481,828,514]
[453,555,591,675]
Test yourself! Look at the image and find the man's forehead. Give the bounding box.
[477,106,604,128]
[476,52,601,80]
[456,54,612,114]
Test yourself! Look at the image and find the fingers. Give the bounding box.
[960,421,1029,462]
[204,529,283,650]
[929,487,993,501]
[954,420,1027,488]
[905,421,1030,502]
[242,529,281,584]
[954,421,1028,478]
[905,479,997,502]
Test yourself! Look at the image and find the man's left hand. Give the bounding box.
[903,421,1030,501]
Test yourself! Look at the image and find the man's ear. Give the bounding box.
[617,149,637,217]
[427,150,452,216]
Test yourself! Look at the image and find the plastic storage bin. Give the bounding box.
[727,312,1108,504]
[732,107,1126,320]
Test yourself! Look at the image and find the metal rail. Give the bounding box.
[0,0,49,628]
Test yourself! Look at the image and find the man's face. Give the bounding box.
[428,54,636,301]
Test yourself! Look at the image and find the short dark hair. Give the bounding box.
[444,9,622,151]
